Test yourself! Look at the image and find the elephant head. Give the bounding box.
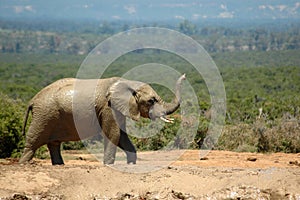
[106,74,186,122]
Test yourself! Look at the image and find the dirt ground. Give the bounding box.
[0,150,299,200]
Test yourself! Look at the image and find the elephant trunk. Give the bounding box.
[161,74,186,115]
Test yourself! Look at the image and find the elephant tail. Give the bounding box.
[22,103,33,136]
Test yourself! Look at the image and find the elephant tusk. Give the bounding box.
[160,116,174,123]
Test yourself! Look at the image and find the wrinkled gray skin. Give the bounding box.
[19,74,185,165]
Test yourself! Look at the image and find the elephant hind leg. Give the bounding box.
[19,147,36,164]
[47,142,64,165]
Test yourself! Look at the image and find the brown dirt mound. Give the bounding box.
[0,150,299,199]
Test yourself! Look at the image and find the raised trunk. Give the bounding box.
[161,74,186,115]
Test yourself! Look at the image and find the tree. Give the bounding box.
[0,93,25,158]
[179,20,196,35]
[15,42,21,53]
[49,35,56,53]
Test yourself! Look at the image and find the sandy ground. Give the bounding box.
[0,150,299,200]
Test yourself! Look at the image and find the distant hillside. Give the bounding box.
[0,19,299,55]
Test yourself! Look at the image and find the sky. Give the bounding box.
[0,0,300,22]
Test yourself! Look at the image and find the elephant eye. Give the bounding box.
[148,98,157,105]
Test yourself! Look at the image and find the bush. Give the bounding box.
[0,93,25,158]
[130,118,181,151]
[62,141,85,150]
[265,118,300,153]
[217,116,300,153]
[217,123,257,152]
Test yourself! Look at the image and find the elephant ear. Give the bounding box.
[106,80,144,121]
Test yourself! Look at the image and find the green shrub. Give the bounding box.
[0,93,25,158]
[34,145,50,159]
[130,117,181,151]
[62,141,85,150]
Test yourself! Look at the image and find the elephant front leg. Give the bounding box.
[103,136,119,165]
[47,141,64,165]
[102,117,120,165]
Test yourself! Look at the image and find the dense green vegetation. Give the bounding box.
[1,19,300,54]
[0,93,25,158]
[0,20,300,158]
[1,50,299,157]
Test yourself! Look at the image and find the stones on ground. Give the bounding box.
[289,160,300,167]
[247,157,257,162]
[4,193,64,200]
[200,157,208,160]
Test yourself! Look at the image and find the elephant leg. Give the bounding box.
[102,115,120,165]
[118,130,137,164]
[47,141,64,165]
[103,136,118,165]
[19,147,36,163]
[19,124,45,164]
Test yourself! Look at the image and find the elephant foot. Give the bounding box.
[126,151,137,164]
[51,160,64,165]
[103,146,117,165]
[103,157,115,165]
[50,156,64,165]
[19,148,35,164]
[52,162,64,165]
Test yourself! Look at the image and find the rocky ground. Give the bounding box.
[0,150,299,200]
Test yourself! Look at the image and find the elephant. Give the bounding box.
[19,74,186,165]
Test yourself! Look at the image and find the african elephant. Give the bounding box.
[19,74,186,165]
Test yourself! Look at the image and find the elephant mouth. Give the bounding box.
[149,111,175,123]
[149,104,175,123]
[160,116,174,123]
